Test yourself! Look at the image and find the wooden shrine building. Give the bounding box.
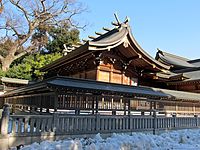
[41,17,170,88]
[155,50,200,93]
[2,15,200,116]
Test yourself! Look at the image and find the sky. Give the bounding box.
[76,0,200,59]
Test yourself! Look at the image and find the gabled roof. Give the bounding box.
[40,15,170,73]
[155,49,196,69]
[154,50,200,84]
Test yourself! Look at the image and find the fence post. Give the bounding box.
[172,114,176,128]
[52,113,59,133]
[95,113,100,131]
[1,103,10,136]
[153,110,157,135]
[195,115,198,127]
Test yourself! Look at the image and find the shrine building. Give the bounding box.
[2,15,200,116]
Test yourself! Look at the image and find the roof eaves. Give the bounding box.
[1,77,29,84]
[126,28,170,70]
[40,43,89,72]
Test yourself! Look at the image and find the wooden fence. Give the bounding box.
[0,107,200,149]
[6,114,200,136]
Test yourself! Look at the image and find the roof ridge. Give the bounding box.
[62,13,128,56]
[82,13,130,43]
[157,48,190,61]
[188,58,200,63]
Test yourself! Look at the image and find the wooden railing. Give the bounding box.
[1,110,200,149]
[4,114,200,137]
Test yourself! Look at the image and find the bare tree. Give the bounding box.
[0,0,86,71]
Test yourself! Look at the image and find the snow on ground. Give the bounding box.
[15,129,200,150]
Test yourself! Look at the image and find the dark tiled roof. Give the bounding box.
[151,87,200,101]
[188,59,200,67]
[3,76,200,102]
[156,50,196,69]
[155,50,200,82]
[40,16,170,72]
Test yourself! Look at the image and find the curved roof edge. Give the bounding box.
[40,15,170,72]
[126,26,170,70]
[155,50,197,69]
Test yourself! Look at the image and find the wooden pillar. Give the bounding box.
[76,95,79,109]
[92,96,94,114]
[39,95,43,113]
[120,98,123,109]
[154,102,157,110]
[30,106,33,112]
[85,96,88,109]
[96,66,100,81]
[34,107,37,111]
[111,98,114,109]
[46,108,49,113]
[1,104,10,136]
[128,99,131,115]
[96,96,99,114]
[124,99,126,115]
[12,103,16,114]
[54,93,58,112]
[102,97,105,109]
[150,101,153,115]
[75,109,80,115]
[75,95,80,115]
[153,110,157,135]
[193,104,196,115]
[175,103,178,114]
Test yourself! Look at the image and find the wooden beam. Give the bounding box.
[103,27,111,31]
[95,32,103,35]
[128,54,142,62]
[88,36,97,40]
[82,39,88,42]
[111,21,119,26]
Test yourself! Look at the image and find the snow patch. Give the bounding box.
[12,129,200,150]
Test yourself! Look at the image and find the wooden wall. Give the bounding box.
[97,63,138,86]
[67,61,138,86]
[168,83,200,93]
[69,70,97,80]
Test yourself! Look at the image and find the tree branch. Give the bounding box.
[14,45,36,60]
[9,0,31,25]
[13,51,26,60]
[0,54,4,62]
[45,0,59,12]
